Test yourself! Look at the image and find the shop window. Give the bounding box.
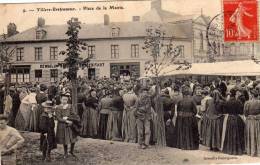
[50,47,58,60]
[16,47,24,61]
[50,69,58,82]
[111,45,119,59]
[11,67,30,83]
[35,69,42,81]
[131,44,139,58]
[35,47,43,61]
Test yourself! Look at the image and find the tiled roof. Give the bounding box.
[5,21,192,42]
[165,14,211,24]
[141,8,181,23]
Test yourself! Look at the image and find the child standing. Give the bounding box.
[55,93,79,158]
[39,100,57,162]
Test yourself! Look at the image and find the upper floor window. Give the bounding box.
[88,46,95,58]
[111,45,119,59]
[16,47,24,61]
[131,44,139,58]
[36,29,46,39]
[35,47,42,61]
[50,47,58,60]
[111,27,120,37]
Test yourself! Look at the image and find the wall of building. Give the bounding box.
[7,36,192,83]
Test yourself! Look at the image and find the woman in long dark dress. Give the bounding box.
[161,89,175,147]
[202,90,225,151]
[175,86,199,150]
[244,89,260,156]
[98,90,112,139]
[221,88,245,155]
[8,88,21,127]
[106,89,124,141]
[81,90,99,138]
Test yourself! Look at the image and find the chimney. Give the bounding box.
[71,17,79,23]
[7,23,18,37]
[151,0,161,10]
[37,17,45,27]
[104,14,110,25]
[132,16,140,22]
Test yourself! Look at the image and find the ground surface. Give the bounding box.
[17,132,260,165]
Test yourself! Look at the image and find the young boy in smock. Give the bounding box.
[0,114,24,165]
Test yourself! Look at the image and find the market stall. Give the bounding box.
[143,60,260,84]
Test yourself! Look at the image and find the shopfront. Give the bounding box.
[110,62,140,81]
[10,65,31,83]
[30,63,63,83]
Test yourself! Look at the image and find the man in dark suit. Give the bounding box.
[216,77,227,97]
[0,84,5,114]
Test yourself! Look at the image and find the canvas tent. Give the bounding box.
[144,60,260,77]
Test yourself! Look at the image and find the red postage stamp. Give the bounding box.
[223,0,259,42]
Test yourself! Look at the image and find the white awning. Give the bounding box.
[145,60,260,77]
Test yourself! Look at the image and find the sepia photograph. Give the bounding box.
[0,0,260,164]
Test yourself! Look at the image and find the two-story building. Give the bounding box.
[4,15,192,83]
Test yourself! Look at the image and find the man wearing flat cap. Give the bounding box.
[0,114,24,165]
[135,87,152,149]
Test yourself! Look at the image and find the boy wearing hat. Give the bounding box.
[0,114,24,165]
[39,100,57,162]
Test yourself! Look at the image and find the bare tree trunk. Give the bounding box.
[71,79,78,114]
[154,77,166,146]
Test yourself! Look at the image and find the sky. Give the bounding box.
[0,0,223,33]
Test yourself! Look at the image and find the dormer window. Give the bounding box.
[111,26,120,37]
[36,29,46,39]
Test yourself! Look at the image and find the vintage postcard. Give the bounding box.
[0,0,260,165]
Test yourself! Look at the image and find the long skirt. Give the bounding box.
[245,117,260,156]
[81,107,98,138]
[202,115,223,150]
[122,107,137,143]
[106,111,123,141]
[150,109,158,144]
[28,104,41,132]
[165,121,176,147]
[7,103,20,127]
[14,103,31,131]
[77,103,84,119]
[98,113,109,140]
[222,115,245,155]
[198,114,206,142]
[175,116,199,150]
[56,122,77,145]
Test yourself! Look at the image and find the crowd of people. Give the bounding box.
[0,76,260,162]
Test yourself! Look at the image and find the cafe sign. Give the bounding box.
[40,64,59,69]
[87,63,105,68]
